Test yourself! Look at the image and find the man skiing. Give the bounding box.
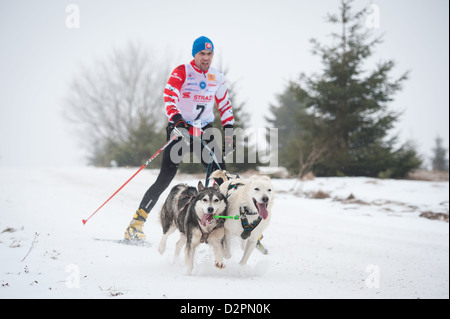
[124,36,235,241]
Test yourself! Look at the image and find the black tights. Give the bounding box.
[138,124,226,214]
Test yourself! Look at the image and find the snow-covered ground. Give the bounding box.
[0,166,448,299]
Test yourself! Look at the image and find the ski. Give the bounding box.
[93,238,152,248]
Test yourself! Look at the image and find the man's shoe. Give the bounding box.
[124,208,148,241]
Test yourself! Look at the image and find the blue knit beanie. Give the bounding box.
[192,36,214,57]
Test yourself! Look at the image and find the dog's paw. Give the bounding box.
[215,261,226,269]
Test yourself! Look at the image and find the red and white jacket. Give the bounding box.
[164,60,234,128]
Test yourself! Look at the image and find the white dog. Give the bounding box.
[211,171,274,266]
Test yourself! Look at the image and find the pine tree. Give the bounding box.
[269,0,422,177]
[431,136,449,172]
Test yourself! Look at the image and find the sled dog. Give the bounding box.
[210,171,274,265]
[158,181,227,275]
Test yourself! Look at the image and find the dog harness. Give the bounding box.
[177,194,196,217]
[226,182,245,198]
[224,182,263,239]
[198,220,224,244]
[239,206,262,240]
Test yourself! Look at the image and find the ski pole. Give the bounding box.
[189,134,222,170]
[82,134,179,225]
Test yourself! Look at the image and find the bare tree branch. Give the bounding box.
[63,42,172,164]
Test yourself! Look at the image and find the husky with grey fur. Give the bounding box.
[158,181,227,275]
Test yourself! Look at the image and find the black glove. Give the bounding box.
[170,113,190,139]
[172,114,187,129]
[223,125,235,156]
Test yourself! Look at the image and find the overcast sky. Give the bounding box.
[0,0,448,168]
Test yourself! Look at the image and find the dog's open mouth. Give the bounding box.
[253,199,269,220]
[201,213,214,226]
